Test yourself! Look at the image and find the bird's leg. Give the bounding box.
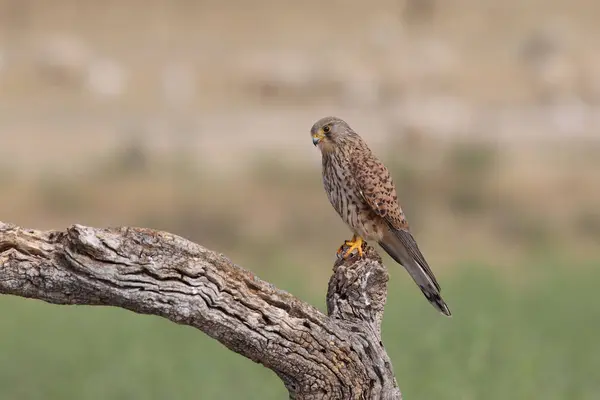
[336,235,356,256]
[336,234,365,259]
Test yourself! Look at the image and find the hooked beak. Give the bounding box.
[312,133,324,146]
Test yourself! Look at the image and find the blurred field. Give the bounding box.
[1,263,598,399]
[1,0,600,399]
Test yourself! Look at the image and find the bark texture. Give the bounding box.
[0,222,401,399]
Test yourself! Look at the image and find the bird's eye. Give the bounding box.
[323,125,331,134]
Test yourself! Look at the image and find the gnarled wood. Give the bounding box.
[0,221,401,399]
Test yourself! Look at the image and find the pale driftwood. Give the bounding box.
[0,222,400,399]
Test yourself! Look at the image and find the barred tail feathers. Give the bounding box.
[378,227,451,317]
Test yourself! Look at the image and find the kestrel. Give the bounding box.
[311,116,451,316]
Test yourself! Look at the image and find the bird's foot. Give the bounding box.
[336,235,365,259]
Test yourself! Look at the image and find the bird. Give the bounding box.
[310,116,451,316]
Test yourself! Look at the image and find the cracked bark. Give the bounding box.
[0,221,401,399]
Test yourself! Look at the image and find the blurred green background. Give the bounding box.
[1,0,599,399]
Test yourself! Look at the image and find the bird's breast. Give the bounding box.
[322,154,382,240]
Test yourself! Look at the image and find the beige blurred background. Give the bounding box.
[1,0,599,267]
[1,1,599,399]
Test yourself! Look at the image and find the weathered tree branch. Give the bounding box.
[0,222,400,399]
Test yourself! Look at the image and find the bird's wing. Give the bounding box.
[349,151,408,229]
[350,152,442,292]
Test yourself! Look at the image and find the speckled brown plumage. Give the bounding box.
[311,116,451,316]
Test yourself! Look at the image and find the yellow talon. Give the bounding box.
[337,235,365,259]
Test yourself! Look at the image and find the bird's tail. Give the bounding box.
[379,227,452,317]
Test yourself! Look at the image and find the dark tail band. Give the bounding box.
[420,286,452,317]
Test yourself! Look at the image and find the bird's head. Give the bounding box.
[310,116,355,152]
